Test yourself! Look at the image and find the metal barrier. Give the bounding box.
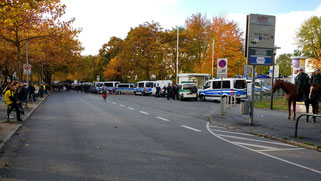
[295,113,320,137]
[222,95,237,112]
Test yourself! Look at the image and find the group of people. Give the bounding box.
[154,84,179,100]
[1,82,48,122]
[295,67,321,101]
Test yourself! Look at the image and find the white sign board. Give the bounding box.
[217,58,228,78]
[23,64,31,75]
[269,65,279,78]
[244,65,251,75]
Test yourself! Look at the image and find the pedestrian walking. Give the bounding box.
[171,84,177,100]
[4,83,23,122]
[310,68,321,84]
[166,84,172,100]
[16,82,27,116]
[155,85,160,98]
[295,67,310,101]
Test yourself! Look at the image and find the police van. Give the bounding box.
[103,81,120,93]
[199,78,246,102]
[116,83,135,94]
[94,82,104,94]
[152,80,172,96]
[134,81,154,96]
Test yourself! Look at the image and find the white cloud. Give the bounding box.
[227,5,321,57]
[61,0,183,55]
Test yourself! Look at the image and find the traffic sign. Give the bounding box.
[23,64,31,75]
[244,65,251,75]
[217,58,228,78]
[245,14,276,65]
[97,75,100,81]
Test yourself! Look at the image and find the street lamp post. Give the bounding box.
[237,60,240,78]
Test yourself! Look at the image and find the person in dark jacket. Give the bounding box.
[17,82,27,115]
[310,68,321,84]
[171,84,177,100]
[166,84,172,100]
[28,83,36,102]
[295,67,310,101]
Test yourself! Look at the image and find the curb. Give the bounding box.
[207,116,321,152]
[0,95,49,153]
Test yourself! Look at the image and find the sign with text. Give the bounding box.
[217,58,228,78]
[245,14,275,65]
[244,65,252,75]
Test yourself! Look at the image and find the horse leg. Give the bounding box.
[293,100,296,121]
[305,100,309,122]
[287,99,291,120]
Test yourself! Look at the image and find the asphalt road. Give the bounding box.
[0,91,320,181]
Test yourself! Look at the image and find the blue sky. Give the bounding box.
[62,0,321,56]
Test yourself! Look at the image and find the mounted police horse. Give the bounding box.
[272,79,318,122]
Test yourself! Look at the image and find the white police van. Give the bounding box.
[152,80,172,96]
[103,81,120,93]
[116,83,135,94]
[134,81,154,96]
[94,82,104,94]
[199,78,246,102]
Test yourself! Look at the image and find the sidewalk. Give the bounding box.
[0,95,47,152]
[209,105,321,151]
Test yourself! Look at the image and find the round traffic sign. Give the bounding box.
[218,59,227,68]
[24,64,31,70]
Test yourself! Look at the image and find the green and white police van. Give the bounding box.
[177,81,198,101]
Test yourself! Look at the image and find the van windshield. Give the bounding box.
[146,82,153,88]
[138,83,144,88]
[104,83,113,87]
[234,80,246,89]
[96,83,103,87]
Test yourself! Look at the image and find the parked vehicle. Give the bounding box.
[177,82,198,101]
[94,82,104,94]
[134,81,154,96]
[199,78,246,102]
[116,83,135,94]
[103,81,120,93]
[246,79,271,93]
[152,80,172,96]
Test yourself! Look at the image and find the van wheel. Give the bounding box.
[200,95,206,101]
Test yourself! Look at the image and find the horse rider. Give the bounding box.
[310,68,321,84]
[295,67,310,101]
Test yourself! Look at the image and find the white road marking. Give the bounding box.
[206,122,321,175]
[112,102,116,104]
[217,134,296,147]
[181,125,202,132]
[212,129,255,137]
[156,116,170,122]
[127,107,135,110]
[257,148,305,152]
[210,125,227,129]
[231,141,278,150]
[139,111,149,115]
[119,104,124,107]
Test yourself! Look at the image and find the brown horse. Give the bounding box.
[272,79,298,120]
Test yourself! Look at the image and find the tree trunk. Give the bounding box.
[16,45,21,81]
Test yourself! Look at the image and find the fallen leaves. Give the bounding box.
[2,162,8,167]
[114,125,118,128]
[25,144,29,147]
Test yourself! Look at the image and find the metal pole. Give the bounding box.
[42,59,44,84]
[270,49,276,110]
[176,26,179,84]
[26,41,29,84]
[249,65,256,125]
[220,77,223,115]
[237,61,240,78]
[212,38,214,79]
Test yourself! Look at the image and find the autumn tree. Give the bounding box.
[296,16,321,67]
[0,0,67,80]
[120,22,163,81]
[276,53,292,77]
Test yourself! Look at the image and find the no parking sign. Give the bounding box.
[217,58,227,78]
[23,64,31,75]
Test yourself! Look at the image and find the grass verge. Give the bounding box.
[255,97,288,110]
